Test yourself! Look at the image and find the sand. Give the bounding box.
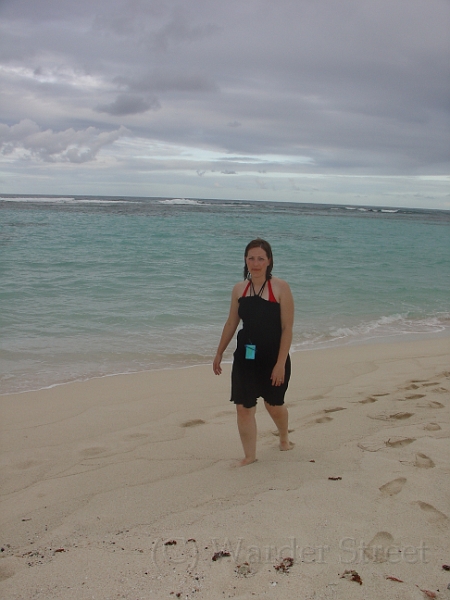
[1,337,449,600]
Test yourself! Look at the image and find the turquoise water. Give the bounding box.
[1,195,449,393]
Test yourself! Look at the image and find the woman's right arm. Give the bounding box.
[213,284,242,375]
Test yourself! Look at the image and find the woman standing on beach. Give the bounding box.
[213,238,295,466]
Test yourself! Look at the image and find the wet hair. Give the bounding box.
[243,238,274,280]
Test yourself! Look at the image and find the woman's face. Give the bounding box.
[245,247,271,278]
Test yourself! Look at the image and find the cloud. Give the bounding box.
[114,72,218,94]
[0,0,448,206]
[151,11,221,51]
[0,119,129,162]
[95,94,161,116]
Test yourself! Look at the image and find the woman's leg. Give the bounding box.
[264,402,294,451]
[235,404,257,466]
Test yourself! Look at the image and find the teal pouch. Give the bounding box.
[245,344,256,360]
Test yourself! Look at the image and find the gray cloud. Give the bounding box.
[114,72,218,94]
[95,94,161,116]
[0,0,448,206]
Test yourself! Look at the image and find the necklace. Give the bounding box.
[250,279,267,298]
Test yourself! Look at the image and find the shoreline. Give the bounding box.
[1,336,449,599]
[2,328,449,397]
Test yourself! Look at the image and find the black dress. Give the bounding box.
[230,281,291,408]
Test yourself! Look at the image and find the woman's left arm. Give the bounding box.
[271,281,294,386]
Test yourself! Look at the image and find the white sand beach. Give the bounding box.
[1,337,449,600]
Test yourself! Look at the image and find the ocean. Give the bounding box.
[1,195,449,394]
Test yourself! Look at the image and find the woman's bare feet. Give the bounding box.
[279,440,295,451]
[233,457,258,467]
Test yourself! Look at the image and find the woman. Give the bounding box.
[213,238,295,466]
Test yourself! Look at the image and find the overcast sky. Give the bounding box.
[0,0,449,208]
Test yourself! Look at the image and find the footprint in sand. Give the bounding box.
[359,396,378,404]
[369,412,414,421]
[424,423,441,431]
[124,432,148,440]
[421,382,440,387]
[315,416,333,424]
[385,437,416,448]
[364,532,395,563]
[358,440,385,452]
[390,412,414,420]
[403,394,426,400]
[415,501,448,522]
[414,453,435,468]
[181,419,206,427]
[323,407,346,413]
[418,400,445,409]
[0,560,16,581]
[428,401,445,409]
[379,477,407,496]
[80,446,108,457]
